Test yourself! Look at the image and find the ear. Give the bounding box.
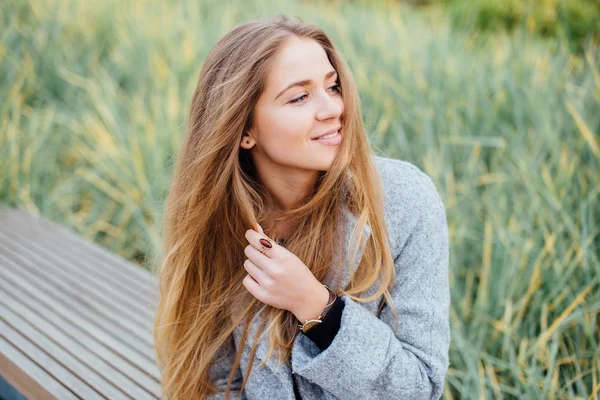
[241,137,250,148]
[241,131,254,149]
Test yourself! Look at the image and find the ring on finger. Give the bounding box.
[259,238,273,255]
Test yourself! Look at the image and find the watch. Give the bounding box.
[298,284,337,333]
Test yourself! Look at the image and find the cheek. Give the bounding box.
[266,110,312,142]
[335,97,345,115]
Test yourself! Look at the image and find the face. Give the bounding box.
[242,36,344,174]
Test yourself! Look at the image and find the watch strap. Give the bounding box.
[298,284,337,332]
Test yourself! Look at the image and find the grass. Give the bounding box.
[1,0,599,398]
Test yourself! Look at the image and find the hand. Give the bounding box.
[242,224,330,323]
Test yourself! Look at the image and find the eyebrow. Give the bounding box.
[275,70,338,100]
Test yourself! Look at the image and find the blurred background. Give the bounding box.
[1,0,599,398]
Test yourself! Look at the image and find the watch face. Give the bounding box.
[304,320,321,332]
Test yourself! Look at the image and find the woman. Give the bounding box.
[153,13,450,400]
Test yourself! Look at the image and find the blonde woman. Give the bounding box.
[153,13,450,400]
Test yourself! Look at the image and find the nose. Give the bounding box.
[315,89,343,121]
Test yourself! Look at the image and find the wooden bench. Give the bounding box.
[0,207,162,399]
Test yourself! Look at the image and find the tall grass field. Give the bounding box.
[1,0,599,398]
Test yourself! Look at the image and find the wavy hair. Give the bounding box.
[152,13,398,399]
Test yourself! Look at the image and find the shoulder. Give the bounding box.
[372,154,447,254]
[372,154,444,212]
[373,154,434,186]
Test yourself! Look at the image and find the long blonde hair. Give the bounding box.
[152,13,398,399]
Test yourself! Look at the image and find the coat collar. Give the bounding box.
[245,202,372,395]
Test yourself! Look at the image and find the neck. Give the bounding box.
[263,212,294,241]
[251,153,318,212]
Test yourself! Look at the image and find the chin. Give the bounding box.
[315,161,334,172]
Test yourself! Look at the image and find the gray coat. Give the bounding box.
[209,155,451,400]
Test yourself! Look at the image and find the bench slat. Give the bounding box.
[0,336,80,400]
[0,218,156,324]
[0,287,158,399]
[9,208,158,287]
[0,319,107,399]
[0,274,161,397]
[1,211,158,309]
[0,230,154,335]
[0,248,156,358]
[0,254,161,381]
[0,208,163,399]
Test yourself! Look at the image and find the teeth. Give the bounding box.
[318,131,338,140]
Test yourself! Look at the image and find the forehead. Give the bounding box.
[265,37,334,91]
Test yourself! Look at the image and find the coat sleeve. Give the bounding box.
[290,174,451,400]
[207,334,248,400]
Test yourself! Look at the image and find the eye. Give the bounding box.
[289,94,308,104]
[289,82,341,104]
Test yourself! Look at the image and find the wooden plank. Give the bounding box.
[0,208,163,398]
[0,211,158,318]
[0,246,155,354]
[0,230,154,332]
[0,275,161,397]
[0,337,79,400]
[1,305,131,399]
[0,319,104,399]
[0,287,158,399]
[0,209,158,310]
[0,254,161,381]
[1,209,157,296]
[0,223,156,324]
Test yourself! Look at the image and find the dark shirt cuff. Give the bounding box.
[301,295,344,351]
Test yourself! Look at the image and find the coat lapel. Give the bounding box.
[250,203,372,395]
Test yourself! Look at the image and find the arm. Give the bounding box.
[291,175,451,400]
[207,334,247,400]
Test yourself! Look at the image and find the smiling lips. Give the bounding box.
[312,126,342,140]
[312,129,342,145]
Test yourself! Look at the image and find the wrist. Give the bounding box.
[294,284,330,323]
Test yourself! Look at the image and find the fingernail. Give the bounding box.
[259,238,272,248]
[257,223,264,234]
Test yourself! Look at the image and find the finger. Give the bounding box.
[243,258,272,286]
[243,273,259,294]
[244,244,273,269]
[245,229,277,257]
[243,274,266,301]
